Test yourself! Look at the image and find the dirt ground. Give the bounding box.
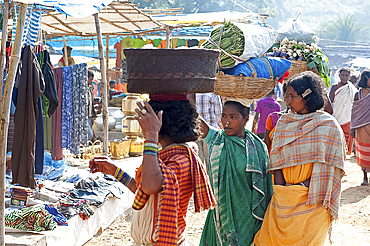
[84,153,370,246]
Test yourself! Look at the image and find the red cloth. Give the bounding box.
[51,68,64,160]
[341,122,354,154]
[279,70,289,83]
[150,94,187,102]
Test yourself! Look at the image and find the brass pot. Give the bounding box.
[122,94,143,116]
[110,139,132,159]
[129,136,144,156]
[121,116,142,137]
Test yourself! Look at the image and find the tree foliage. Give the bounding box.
[133,0,276,15]
[317,15,366,42]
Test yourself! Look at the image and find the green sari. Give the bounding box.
[200,127,273,246]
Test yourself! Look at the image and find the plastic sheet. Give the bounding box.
[223,57,292,79]
[277,13,318,44]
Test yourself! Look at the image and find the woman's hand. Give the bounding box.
[89,156,117,176]
[199,116,210,138]
[135,101,163,141]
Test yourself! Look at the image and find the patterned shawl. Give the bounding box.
[270,111,346,220]
[133,144,216,245]
[351,88,370,130]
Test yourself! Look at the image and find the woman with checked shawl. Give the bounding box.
[253,71,346,246]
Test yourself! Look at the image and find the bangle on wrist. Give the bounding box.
[143,140,159,156]
[114,167,133,186]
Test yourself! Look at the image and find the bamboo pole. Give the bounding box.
[0,1,9,110]
[165,25,171,49]
[93,13,108,155]
[0,3,27,245]
[62,35,68,66]
[106,35,109,80]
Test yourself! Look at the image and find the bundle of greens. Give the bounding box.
[266,37,330,87]
[201,22,245,68]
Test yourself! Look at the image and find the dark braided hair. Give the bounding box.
[149,100,200,143]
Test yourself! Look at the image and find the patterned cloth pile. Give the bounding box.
[5,204,57,231]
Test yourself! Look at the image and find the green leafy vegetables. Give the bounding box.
[202,22,245,68]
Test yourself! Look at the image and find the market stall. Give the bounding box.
[0,1,165,245]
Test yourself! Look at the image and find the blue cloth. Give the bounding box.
[223,57,292,79]
[34,98,44,174]
[71,63,88,155]
[44,204,68,226]
[34,152,69,180]
[61,66,73,150]
[12,8,42,47]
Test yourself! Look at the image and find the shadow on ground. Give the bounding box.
[341,185,370,204]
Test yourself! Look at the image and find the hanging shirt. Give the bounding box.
[12,45,45,188]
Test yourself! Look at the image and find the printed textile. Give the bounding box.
[61,66,73,150]
[71,63,88,154]
[5,204,57,231]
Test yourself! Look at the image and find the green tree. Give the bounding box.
[133,0,276,15]
[318,15,366,42]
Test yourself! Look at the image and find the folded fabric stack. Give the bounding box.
[11,187,33,206]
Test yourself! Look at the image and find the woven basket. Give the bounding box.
[124,48,220,94]
[285,60,310,81]
[215,72,278,99]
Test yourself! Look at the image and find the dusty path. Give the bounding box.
[84,153,370,246]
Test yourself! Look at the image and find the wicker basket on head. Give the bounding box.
[215,72,278,99]
[284,60,310,81]
[124,48,220,94]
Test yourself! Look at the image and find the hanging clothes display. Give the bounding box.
[51,68,63,160]
[34,96,44,174]
[61,66,73,150]
[42,94,52,150]
[39,50,59,151]
[12,7,42,48]
[41,50,59,116]
[11,45,45,188]
[71,63,88,155]
[187,39,199,47]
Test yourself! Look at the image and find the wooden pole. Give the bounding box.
[106,35,109,81]
[165,25,171,49]
[93,13,109,155]
[0,0,9,110]
[0,3,27,245]
[62,35,68,66]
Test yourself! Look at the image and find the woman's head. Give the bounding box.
[285,71,325,114]
[148,100,199,143]
[358,69,370,88]
[222,101,249,137]
[338,67,351,84]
